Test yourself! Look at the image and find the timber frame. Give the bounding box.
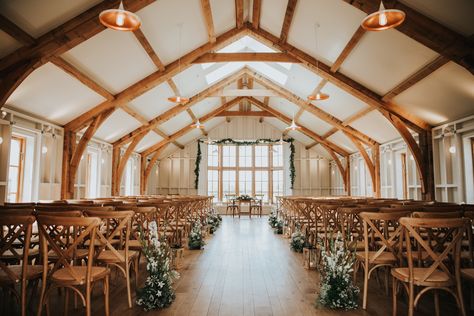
[1,0,462,200]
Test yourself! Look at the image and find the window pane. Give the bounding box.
[272,170,284,203]
[207,170,219,202]
[208,145,219,167]
[222,170,236,197]
[239,146,252,167]
[255,170,269,202]
[238,170,252,195]
[9,139,21,166]
[222,145,236,167]
[255,145,268,167]
[272,145,283,167]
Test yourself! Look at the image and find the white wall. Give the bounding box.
[148,117,331,198]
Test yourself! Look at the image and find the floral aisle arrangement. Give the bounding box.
[274,219,284,234]
[136,221,179,311]
[206,212,222,233]
[317,232,359,310]
[268,212,278,228]
[290,228,306,253]
[188,220,205,250]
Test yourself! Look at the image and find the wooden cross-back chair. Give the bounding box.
[392,217,467,316]
[0,215,43,316]
[461,211,474,310]
[84,210,137,309]
[355,211,409,310]
[37,215,110,316]
[339,207,379,252]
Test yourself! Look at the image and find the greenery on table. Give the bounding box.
[237,194,252,200]
[136,221,179,311]
[188,220,205,250]
[194,138,296,189]
[317,232,359,310]
[290,227,306,253]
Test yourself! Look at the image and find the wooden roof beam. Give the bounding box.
[252,0,262,29]
[133,28,166,71]
[246,97,349,157]
[142,97,244,156]
[200,0,216,43]
[64,26,249,132]
[245,68,379,146]
[113,67,247,147]
[343,0,474,75]
[279,0,298,44]
[247,24,431,132]
[0,0,155,74]
[217,111,274,117]
[382,55,449,101]
[193,52,299,63]
[50,56,114,101]
[0,14,35,46]
[235,0,244,29]
[331,26,366,73]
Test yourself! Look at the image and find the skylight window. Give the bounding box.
[205,62,245,85]
[248,62,288,86]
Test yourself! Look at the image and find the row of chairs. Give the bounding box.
[0,195,214,316]
[278,196,474,316]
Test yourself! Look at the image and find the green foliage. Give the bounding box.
[136,222,179,311]
[317,233,359,310]
[194,141,202,189]
[188,220,205,250]
[268,212,278,228]
[290,228,306,253]
[274,219,284,234]
[206,211,222,233]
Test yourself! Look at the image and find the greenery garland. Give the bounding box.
[194,138,296,189]
[193,141,202,189]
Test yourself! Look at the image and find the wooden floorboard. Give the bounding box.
[4,216,464,315]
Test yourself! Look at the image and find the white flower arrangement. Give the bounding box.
[268,212,278,228]
[136,221,179,311]
[317,232,359,310]
[290,227,306,252]
[206,211,222,233]
[274,219,284,234]
[188,220,205,250]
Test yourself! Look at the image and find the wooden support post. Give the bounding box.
[418,130,435,201]
[372,144,381,198]
[346,158,351,196]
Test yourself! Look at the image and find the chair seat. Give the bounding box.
[51,266,109,285]
[84,238,120,247]
[128,240,142,250]
[392,267,453,285]
[461,268,474,282]
[0,265,44,283]
[356,251,397,264]
[349,240,366,251]
[97,250,138,263]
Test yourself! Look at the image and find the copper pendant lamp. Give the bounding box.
[307,23,329,102]
[99,1,141,31]
[361,1,405,31]
[168,95,190,103]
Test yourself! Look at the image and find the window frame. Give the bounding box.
[8,135,26,202]
[207,143,283,203]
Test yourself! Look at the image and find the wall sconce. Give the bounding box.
[41,146,48,154]
[0,136,3,144]
[449,145,456,154]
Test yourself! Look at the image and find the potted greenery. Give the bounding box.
[188,220,205,250]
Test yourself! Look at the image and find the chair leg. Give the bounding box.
[408,282,414,316]
[134,256,139,288]
[392,277,397,316]
[21,277,27,316]
[64,288,69,316]
[456,278,467,316]
[434,290,439,316]
[85,284,91,316]
[362,263,369,309]
[37,279,47,316]
[126,263,132,308]
[104,275,110,316]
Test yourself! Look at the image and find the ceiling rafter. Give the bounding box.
[217,111,274,117]
[193,52,299,63]
[113,67,248,147]
[0,0,156,75]
[279,0,298,44]
[245,69,378,146]
[0,14,36,46]
[64,26,249,132]
[247,97,349,156]
[235,0,244,29]
[382,55,450,101]
[252,0,262,29]
[343,0,474,75]
[120,105,184,149]
[142,97,244,157]
[133,28,166,71]
[50,55,114,101]
[247,24,430,132]
[200,0,216,43]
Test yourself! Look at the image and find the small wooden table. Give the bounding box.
[238,198,253,218]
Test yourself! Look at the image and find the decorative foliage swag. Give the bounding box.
[194,138,296,189]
